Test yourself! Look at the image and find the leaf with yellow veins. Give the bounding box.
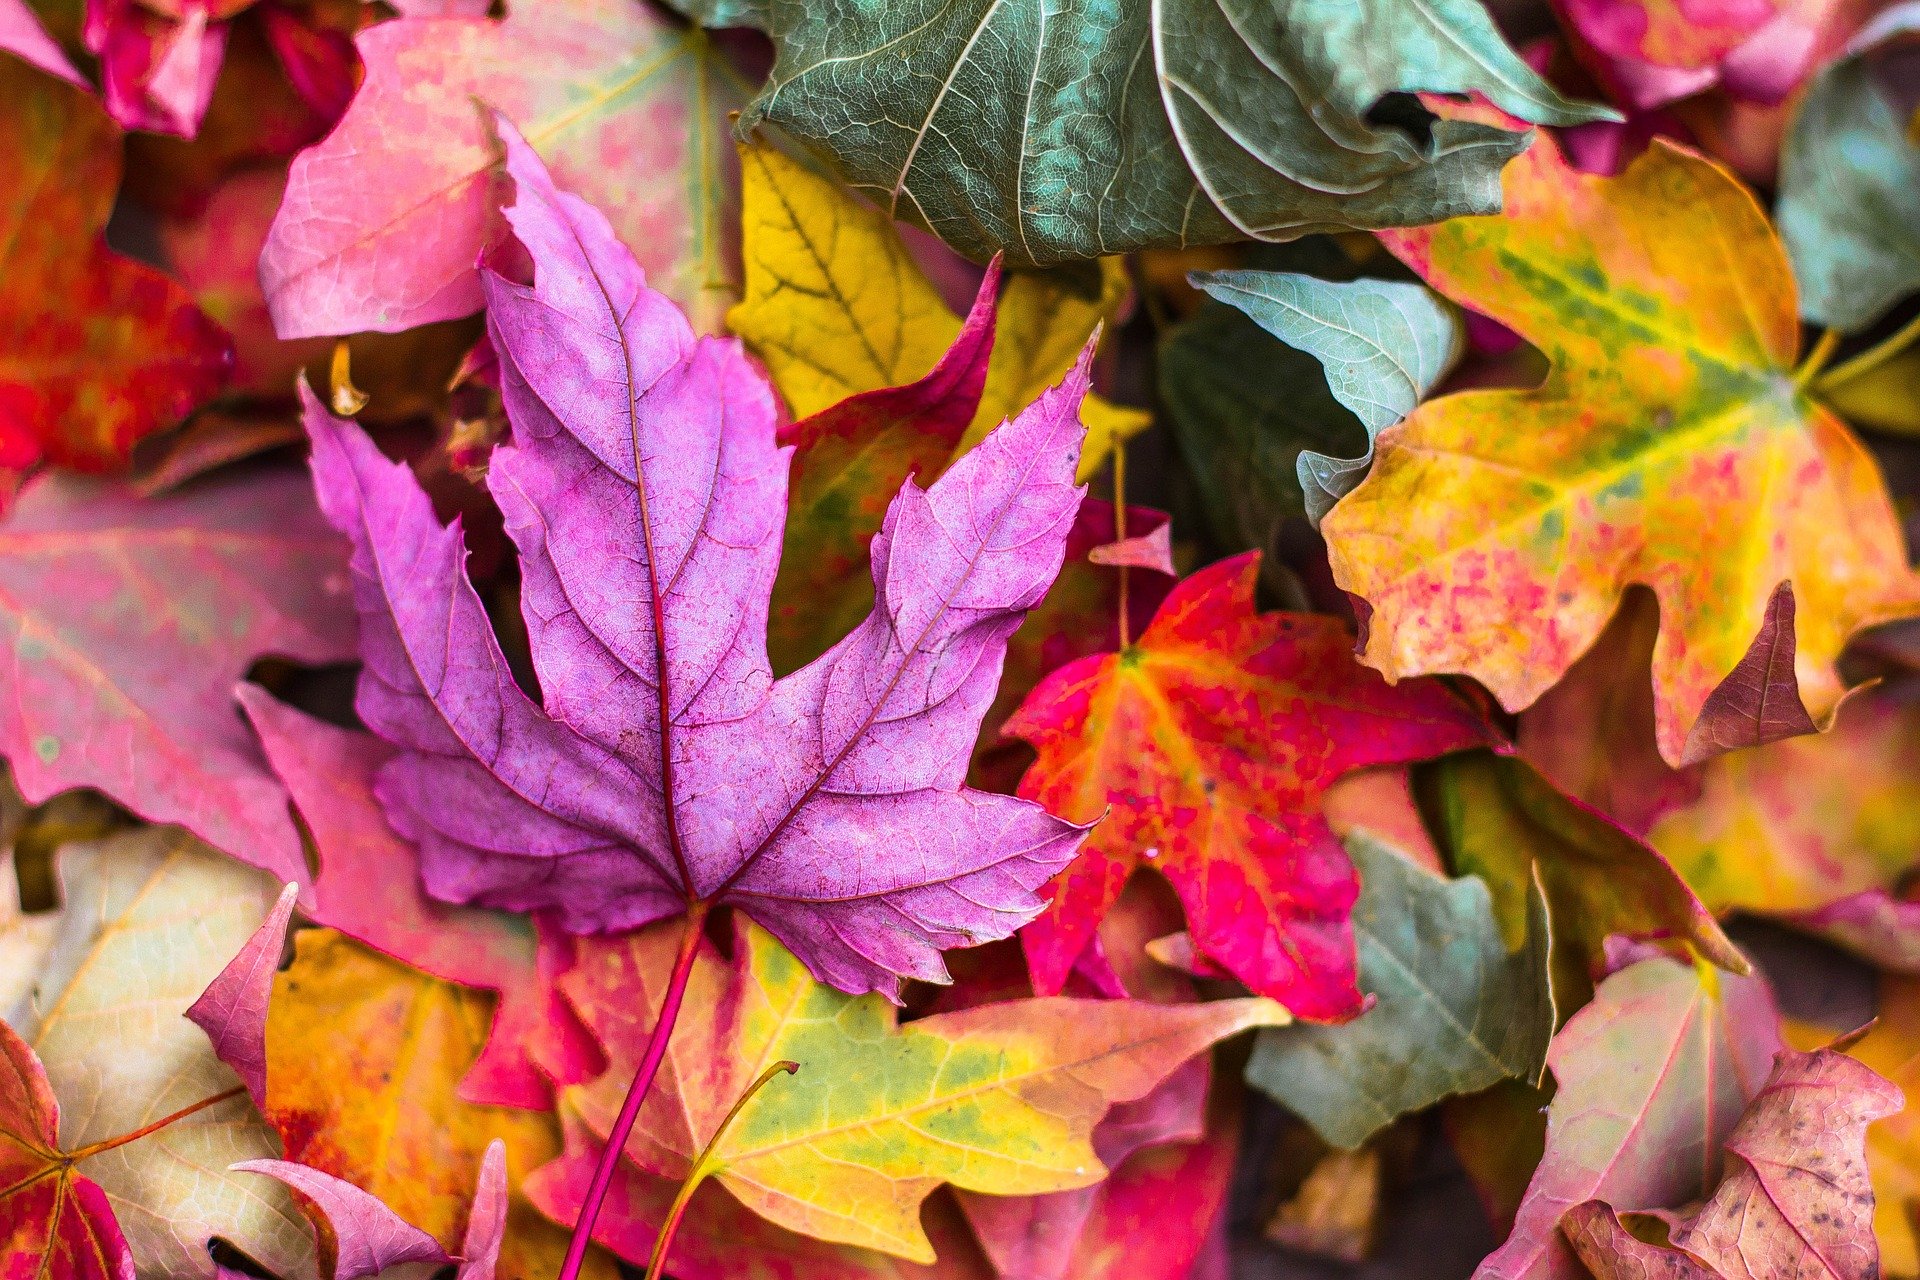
[263,930,617,1280]
[542,915,1285,1263]
[1323,124,1920,767]
[726,142,1146,482]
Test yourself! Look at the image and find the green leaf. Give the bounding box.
[1244,830,1555,1150]
[1192,269,1463,522]
[1416,752,1745,1009]
[1160,301,1363,563]
[1777,4,1920,331]
[731,0,1613,266]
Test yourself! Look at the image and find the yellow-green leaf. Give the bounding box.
[547,916,1284,1262]
[726,142,1145,481]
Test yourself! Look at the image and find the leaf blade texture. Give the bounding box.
[1191,270,1463,524]
[1325,128,1920,766]
[1,59,231,472]
[1245,830,1556,1149]
[540,914,1285,1261]
[304,127,1091,995]
[185,880,298,1108]
[726,140,1146,493]
[731,0,1609,265]
[240,686,598,1110]
[260,0,746,338]
[1011,552,1497,1020]
[0,1017,135,1280]
[16,829,317,1280]
[1475,956,1782,1280]
[1777,5,1920,330]
[0,469,355,885]
[232,1160,451,1280]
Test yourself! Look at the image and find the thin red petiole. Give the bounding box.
[557,901,710,1280]
[65,1086,247,1162]
[643,1059,799,1280]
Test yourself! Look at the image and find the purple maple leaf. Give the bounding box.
[302,124,1092,996]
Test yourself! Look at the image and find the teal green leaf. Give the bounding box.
[659,0,768,24]
[1193,269,1463,522]
[1244,830,1555,1150]
[731,0,1613,266]
[1159,299,1363,575]
[1778,4,1920,331]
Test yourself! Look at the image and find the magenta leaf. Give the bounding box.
[302,123,1092,996]
[456,1139,508,1280]
[1,0,85,85]
[1087,522,1175,576]
[231,1161,450,1280]
[0,471,355,884]
[239,686,601,1109]
[186,880,298,1107]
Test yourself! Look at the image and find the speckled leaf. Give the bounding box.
[1010,553,1498,1021]
[0,470,354,888]
[261,0,748,338]
[1778,5,1920,331]
[1418,751,1742,990]
[726,141,1146,485]
[1649,682,1920,917]
[1670,1049,1897,1279]
[1832,976,1920,1275]
[1190,270,1462,524]
[1327,129,1920,767]
[1564,1049,1900,1280]
[1474,956,1781,1280]
[538,915,1285,1260]
[16,828,317,1280]
[1246,831,1555,1150]
[730,0,1609,266]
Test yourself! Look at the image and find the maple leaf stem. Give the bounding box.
[1819,309,1920,389]
[557,901,710,1280]
[643,1058,800,1280]
[1113,441,1131,650]
[62,1085,248,1163]
[1793,328,1842,389]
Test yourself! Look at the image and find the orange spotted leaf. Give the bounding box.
[1325,129,1920,767]
[1009,552,1498,1021]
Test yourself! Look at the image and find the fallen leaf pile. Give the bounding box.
[7,0,1920,1275]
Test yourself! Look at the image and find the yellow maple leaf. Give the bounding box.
[727,143,1147,481]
